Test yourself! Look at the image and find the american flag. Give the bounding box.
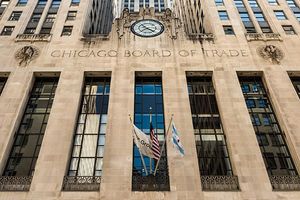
[150,122,161,160]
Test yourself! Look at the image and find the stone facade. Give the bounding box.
[0,0,300,199]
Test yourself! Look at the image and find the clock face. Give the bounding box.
[131,19,164,38]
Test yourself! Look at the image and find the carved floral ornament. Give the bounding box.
[15,46,40,67]
[257,45,284,64]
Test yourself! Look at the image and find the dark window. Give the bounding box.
[1,26,14,36]
[37,0,47,7]
[268,0,278,5]
[215,0,224,6]
[40,28,51,34]
[0,0,9,8]
[223,25,235,35]
[17,0,27,6]
[64,77,110,190]
[290,77,300,98]
[66,11,77,21]
[50,0,60,8]
[218,11,229,20]
[9,11,22,21]
[24,28,36,34]
[61,26,73,36]
[30,13,42,23]
[3,77,59,176]
[274,11,287,20]
[0,77,7,95]
[282,25,296,35]
[132,75,170,191]
[44,13,56,23]
[239,76,298,176]
[71,0,80,6]
[187,76,234,176]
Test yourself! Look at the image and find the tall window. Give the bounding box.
[290,77,300,98]
[187,76,239,191]
[239,76,299,190]
[132,75,170,191]
[0,77,7,95]
[63,77,110,191]
[1,77,58,191]
[234,0,256,33]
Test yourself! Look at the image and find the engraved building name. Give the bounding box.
[50,49,249,58]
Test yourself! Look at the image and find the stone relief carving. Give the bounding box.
[257,45,284,64]
[161,8,182,39]
[15,46,40,66]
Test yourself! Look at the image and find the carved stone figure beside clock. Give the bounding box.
[131,19,164,38]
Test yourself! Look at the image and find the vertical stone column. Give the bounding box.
[264,70,300,171]
[100,66,134,200]
[161,66,202,199]
[0,69,33,172]
[29,70,84,197]
[213,70,274,198]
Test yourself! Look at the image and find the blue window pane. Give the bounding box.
[251,114,261,125]
[263,114,271,125]
[96,85,103,94]
[252,84,260,92]
[104,85,110,94]
[136,86,142,94]
[242,84,250,93]
[155,95,163,104]
[156,104,163,113]
[135,114,142,123]
[246,99,256,108]
[157,114,164,123]
[143,84,155,94]
[258,98,267,108]
[155,85,162,94]
[135,95,142,104]
[135,103,142,113]
[142,96,156,111]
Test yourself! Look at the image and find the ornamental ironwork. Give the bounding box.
[132,171,170,191]
[0,176,32,191]
[15,45,40,66]
[245,33,282,42]
[257,45,284,64]
[15,34,52,42]
[201,176,239,191]
[62,176,101,191]
[270,175,300,191]
[188,33,215,42]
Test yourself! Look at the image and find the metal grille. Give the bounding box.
[187,76,238,191]
[239,76,299,190]
[64,77,110,191]
[132,76,170,191]
[0,176,32,191]
[290,77,300,98]
[62,176,101,191]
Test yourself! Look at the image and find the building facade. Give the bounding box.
[0,0,300,199]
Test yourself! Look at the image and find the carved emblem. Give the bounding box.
[257,45,284,64]
[15,46,39,66]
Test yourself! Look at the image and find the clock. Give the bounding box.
[131,19,164,38]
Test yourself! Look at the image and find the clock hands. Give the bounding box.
[140,24,156,33]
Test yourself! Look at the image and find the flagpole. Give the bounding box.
[149,107,152,175]
[129,114,148,176]
[153,114,174,176]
